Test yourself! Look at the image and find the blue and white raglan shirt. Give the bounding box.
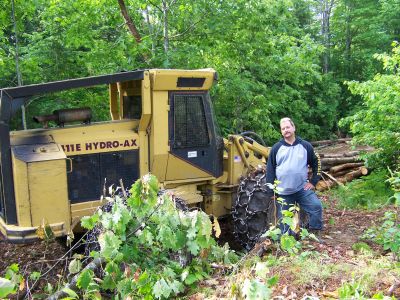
[266,137,321,195]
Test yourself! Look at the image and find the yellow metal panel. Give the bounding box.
[109,83,119,120]
[139,131,149,176]
[139,71,151,176]
[10,121,140,156]
[151,154,168,181]
[139,70,151,131]
[70,200,104,230]
[149,69,216,91]
[28,160,70,232]
[168,184,202,204]
[11,155,32,227]
[165,154,213,181]
[151,91,169,156]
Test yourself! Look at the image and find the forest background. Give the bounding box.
[1,1,400,298]
[0,0,399,178]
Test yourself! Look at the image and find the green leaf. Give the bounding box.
[184,274,198,285]
[241,278,271,300]
[81,213,99,230]
[101,274,116,290]
[0,278,15,298]
[187,240,200,255]
[280,234,297,253]
[77,269,93,290]
[68,259,82,274]
[98,232,122,260]
[62,287,79,299]
[153,278,172,299]
[254,262,269,279]
[29,271,41,281]
[267,275,279,287]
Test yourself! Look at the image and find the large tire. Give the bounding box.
[232,169,277,250]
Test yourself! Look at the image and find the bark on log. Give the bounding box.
[329,162,364,174]
[311,138,351,146]
[343,150,360,157]
[317,167,367,191]
[316,179,334,191]
[321,156,361,165]
[343,168,364,181]
[319,153,345,158]
[328,167,359,177]
[320,150,360,158]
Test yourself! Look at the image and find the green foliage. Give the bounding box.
[363,211,400,260]
[0,278,15,299]
[341,43,400,170]
[0,263,22,298]
[387,169,400,206]
[74,174,238,299]
[351,242,373,254]
[338,279,366,299]
[330,170,393,209]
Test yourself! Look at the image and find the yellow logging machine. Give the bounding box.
[0,69,271,248]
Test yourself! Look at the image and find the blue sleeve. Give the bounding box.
[301,140,321,186]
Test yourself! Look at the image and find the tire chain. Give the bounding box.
[232,168,277,251]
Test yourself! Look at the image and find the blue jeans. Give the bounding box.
[277,189,323,233]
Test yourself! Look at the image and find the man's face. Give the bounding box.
[280,120,295,139]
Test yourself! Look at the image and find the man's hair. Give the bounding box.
[280,117,295,127]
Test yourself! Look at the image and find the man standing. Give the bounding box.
[266,117,323,236]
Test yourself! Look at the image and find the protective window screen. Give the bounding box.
[123,95,142,119]
[173,94,209,148]
[67,150,139,203]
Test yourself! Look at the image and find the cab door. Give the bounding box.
[169,91,223,178]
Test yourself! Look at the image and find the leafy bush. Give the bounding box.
[363,210,400,260]
[341,43,400,170]
[74,174,238,299]
[329,170,393,209]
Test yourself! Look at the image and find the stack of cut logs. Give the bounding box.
[311,138,371,192]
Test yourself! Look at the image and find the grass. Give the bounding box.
[328,170,393,209]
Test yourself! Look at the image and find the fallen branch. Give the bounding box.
[47,258,105,300]
[321,171,343,187]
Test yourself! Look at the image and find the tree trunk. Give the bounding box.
[344,4,352,77]
[321,156,361,165]
[329,162,364,174]
[117,0,142,43]
[311,137,351,146]
[144,6,156,55]
[162,0,169,54]
[321,0,335,74]
[11,0,26,129]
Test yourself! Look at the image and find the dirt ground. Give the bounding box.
[1,194,396,299]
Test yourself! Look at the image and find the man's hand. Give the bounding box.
[304,182,315,190]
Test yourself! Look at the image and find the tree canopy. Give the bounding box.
[0,0,399,147]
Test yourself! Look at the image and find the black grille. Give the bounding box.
[67,150,139,203]
[177,77,205,88]
[173,95,209,148]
